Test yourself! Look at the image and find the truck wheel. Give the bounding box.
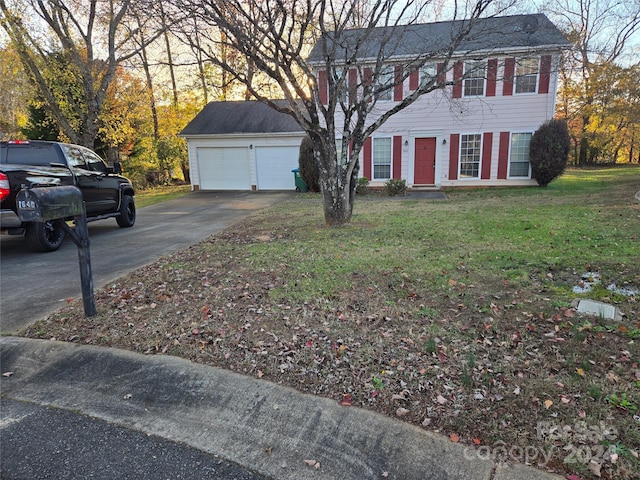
[25,221,66,252]
[116,194,136,228]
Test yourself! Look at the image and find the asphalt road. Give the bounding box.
[1,397,269,480]
[0,191,291,334]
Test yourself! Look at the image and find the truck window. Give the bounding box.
[62,145,88,169]
[81,148,108,174]
[0,143,58,166]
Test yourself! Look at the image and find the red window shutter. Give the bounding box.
[393,136,402,179]
[452,61,463,98]
[538,55,552,94]
[394,65,403,101]
[348,68,358,103]
[486,59,498,97]
[318,70,328,105]
[437,63,445,86]
[503,58,515,96]
[481,132,493,179]
[449,134,460,180]
[363,137,372,180]
[409,70,419,90]
[498,132,510,179]
[364,68,373,86]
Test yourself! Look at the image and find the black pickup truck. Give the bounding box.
[0,140,135,252]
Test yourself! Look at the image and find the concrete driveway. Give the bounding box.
[0,191,291,334]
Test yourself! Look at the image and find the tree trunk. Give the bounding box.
[180,160,190,183]
[137,20,159,139]
[321,180,354,226]
[579,135,589,166]
[318,140,359,226]
[159,2,178,106]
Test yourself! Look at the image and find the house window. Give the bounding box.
[375,66,394,101]
[464,60,485,96]
[515,58,539,94]
[460,134,481,178]
[420,63,438,86]
[335,70,349,104]
[373,137,392,179]
[509,133,532,177]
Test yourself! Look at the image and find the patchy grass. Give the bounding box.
[135,185,191,208]
[23,166,640,479]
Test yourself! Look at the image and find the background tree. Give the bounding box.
[542,0,640,164]
[98,65,150,163]
[180,0,511,225]
[0,45,32,139]
[0,0,165,149]
[21,103,60,140]
[529,118,571,187]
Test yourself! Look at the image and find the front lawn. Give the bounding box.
[24,166,640,479]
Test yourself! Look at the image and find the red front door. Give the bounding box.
[414,137,436,185]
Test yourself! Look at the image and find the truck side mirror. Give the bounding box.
[112,162,123,174]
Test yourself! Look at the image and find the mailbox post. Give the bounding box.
[16,186,96,317]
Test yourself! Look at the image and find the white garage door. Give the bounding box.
[256,146,300,190]
[197,147,250,190]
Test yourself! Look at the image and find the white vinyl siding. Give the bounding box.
[325,53,558,187]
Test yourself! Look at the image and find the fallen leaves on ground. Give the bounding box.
[21,218,640,480]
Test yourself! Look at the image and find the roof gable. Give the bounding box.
[308,14,570,63]
[181,101,304,136]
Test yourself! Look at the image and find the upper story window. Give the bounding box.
[420,63,438,87]
[335,70,349,104]
[515,58,539,94]
[464,60,485,96]
[375,66,394,101]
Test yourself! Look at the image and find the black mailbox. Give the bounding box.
[16,186,83,222]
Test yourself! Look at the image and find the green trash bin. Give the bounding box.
[292,168,308,192]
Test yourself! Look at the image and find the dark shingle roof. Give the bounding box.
[307,14,570,63]
[180,101,304,136]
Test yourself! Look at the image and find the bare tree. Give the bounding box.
[0,0,165,149]
[542,0,640,164]
[180,0,512,225]
[130,11,160,139]
[172,7,267,102]
[157,1,179,106]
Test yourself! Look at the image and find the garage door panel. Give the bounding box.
[198,147,250,190]
[256,146,300,190]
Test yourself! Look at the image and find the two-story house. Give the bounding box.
[181,13,570,191]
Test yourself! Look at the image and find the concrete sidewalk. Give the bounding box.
[0,337,562,480]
